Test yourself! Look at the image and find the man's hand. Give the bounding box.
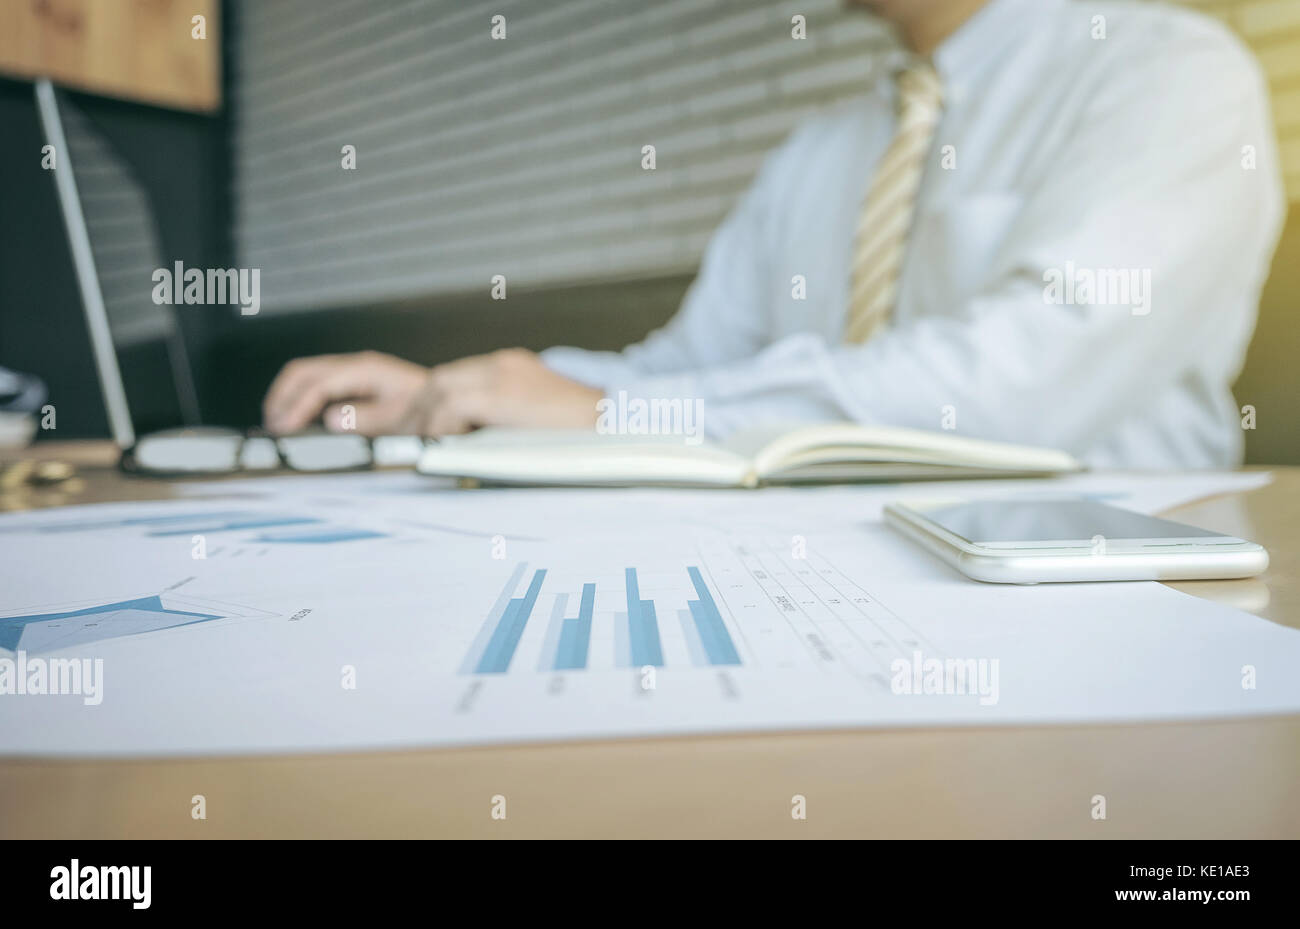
[263,348,602,437]
[399,348,602,436]
[263,351,429,435]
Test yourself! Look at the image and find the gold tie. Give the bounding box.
[844,62,944,344]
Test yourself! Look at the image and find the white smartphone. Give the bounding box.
[883,498,1268,584]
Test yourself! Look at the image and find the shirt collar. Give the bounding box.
[869,0,1060,104]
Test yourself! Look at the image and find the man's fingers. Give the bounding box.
[322,400,387,436]
[421,384,492,437]
[263,356,343,432]
[263,356,390,436]
[426,401,476,437]
[263,360,315,429]
[265,356,356,428]
[271,381,336,434]
[267,360,381,434]
[398,364,472,437]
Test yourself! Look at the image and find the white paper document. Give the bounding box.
[0,471,1294,757]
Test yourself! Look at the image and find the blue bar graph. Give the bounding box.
[475,568,547,673]
[462,563,527,673]
[677,609,707,665]
[624,568,664,667]
[464,562,738,674]
[553,583,595,671]
[537,592,570,671]
[686,566,741,666]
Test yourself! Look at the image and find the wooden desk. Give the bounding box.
[2,444,1297,838]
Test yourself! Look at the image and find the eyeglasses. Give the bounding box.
[120,428,428,475]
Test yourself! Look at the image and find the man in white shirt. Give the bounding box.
[263,0,1283,468]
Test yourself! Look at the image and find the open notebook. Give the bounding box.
[415,423,1083,487]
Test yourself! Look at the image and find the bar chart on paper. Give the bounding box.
[458,534,944,689]
[460,562,743,674]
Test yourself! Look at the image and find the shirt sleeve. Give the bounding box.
[605,25,1285,453]
[540,125,802,388]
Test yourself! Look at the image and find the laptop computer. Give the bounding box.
[34,78,423,475]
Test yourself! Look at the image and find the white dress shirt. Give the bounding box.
[542,0,1283,468]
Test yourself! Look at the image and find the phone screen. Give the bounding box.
[915,500,1225,546]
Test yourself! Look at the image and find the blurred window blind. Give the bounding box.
[233,0,1300,315]
[233,0,890,313]
[1204,0,1300,198]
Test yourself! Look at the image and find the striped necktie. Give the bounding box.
[844,62,944,344]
